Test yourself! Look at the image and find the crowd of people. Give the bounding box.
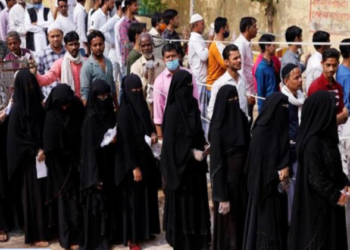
[0,0,349,250]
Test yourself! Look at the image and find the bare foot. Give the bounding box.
[0,231,8,242]
[70,244,80,250]
[33,241,50,247]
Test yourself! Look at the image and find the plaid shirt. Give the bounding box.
[118,16,138,64]
[35,45,66,98]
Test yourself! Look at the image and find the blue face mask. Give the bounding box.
[166,58,179,71]
[33,3,42,9]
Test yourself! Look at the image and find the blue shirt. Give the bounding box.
[256,59,279,112]
[336,64,350,110]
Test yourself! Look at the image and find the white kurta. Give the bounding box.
[24,7,54,53]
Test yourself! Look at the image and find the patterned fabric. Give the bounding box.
[34,45,66,98]
[118,16,138,64]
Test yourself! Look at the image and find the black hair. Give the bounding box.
[127,23,146,43]
[115,0,122,9]
[285,25,302,43]
[64,31,80,44]
[239,17,257,33]
[312,30,330,50]
[162,43,178,57]
[223,44,239,60]
[162,9,178,25]
[259,34,275,52]
[322,48,340,62]
[77,0,84,3]
[151,12,162,28]
[100,0,105,7]
[125,0,137,8]
[214,17,227,34]
[57,0,67,4]
[87,30,105,46]
[340,38,350,59]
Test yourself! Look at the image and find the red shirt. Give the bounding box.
[308,73,344,114]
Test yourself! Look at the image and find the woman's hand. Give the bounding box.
[219,202,230,215]
[151,133,158,145]
[37,149,45,162]
[133,167,142,182]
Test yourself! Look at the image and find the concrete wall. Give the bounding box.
[164,0,350,55]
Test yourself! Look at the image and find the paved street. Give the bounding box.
[1,184,214,250]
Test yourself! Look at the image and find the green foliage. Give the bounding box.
[139,0,167,16]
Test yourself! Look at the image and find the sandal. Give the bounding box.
[0,232,8,242]
[33,241,50,248]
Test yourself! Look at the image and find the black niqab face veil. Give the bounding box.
[121,74,153,135]
[209,85,250,178]
[163,70,198,136]
[245,92,290,205]
[13,69,45,123]
[7,70,45,179]
[296,90,338,159]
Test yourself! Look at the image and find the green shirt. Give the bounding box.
[127,49,142,75]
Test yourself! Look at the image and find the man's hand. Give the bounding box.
[336,107,349,125]
[133,167,142,182]
[279,167,289,181]
[248,96,256,105]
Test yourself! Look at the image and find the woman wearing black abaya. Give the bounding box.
[7,70,49,247]
[44,84,85,250]
[0,101,11,242]
[243,92,290,250]
[289,91,350,250]
[80,79,119,250]
[161,70,211,250]
[209,85,250,250]
[115,74,160,250]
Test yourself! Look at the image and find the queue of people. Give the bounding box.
[0,1,349,250]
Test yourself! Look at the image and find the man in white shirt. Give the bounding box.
[100,0,122,84]
[207,44,249,120]
[130,33,165,113]
[55,0,76,36]
[9,0,31,47]
[53,0,76,21]
[188,13,208,86]
[86,0,101,34]
[73,0,88,56]
[24,0,53,53]
[89,0,114,56]
[234,17,257,124]
[0,0,16,41]
[188,13,210,136]
[305,30,330,92]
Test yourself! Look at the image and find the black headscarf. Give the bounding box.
[44,84,85,154]
[245,92,289,205]
[160,70,204,190]
[115,74,155,185]
[121,74,153,135]
[162,69,198,136]
[43,84,85,202]
[80,79,116,190]
[296,91,338,159]
[289,91,347,250]
[7,70,45,179]
[209,85,250,182]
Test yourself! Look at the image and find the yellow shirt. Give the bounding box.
[207,41,226,90]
